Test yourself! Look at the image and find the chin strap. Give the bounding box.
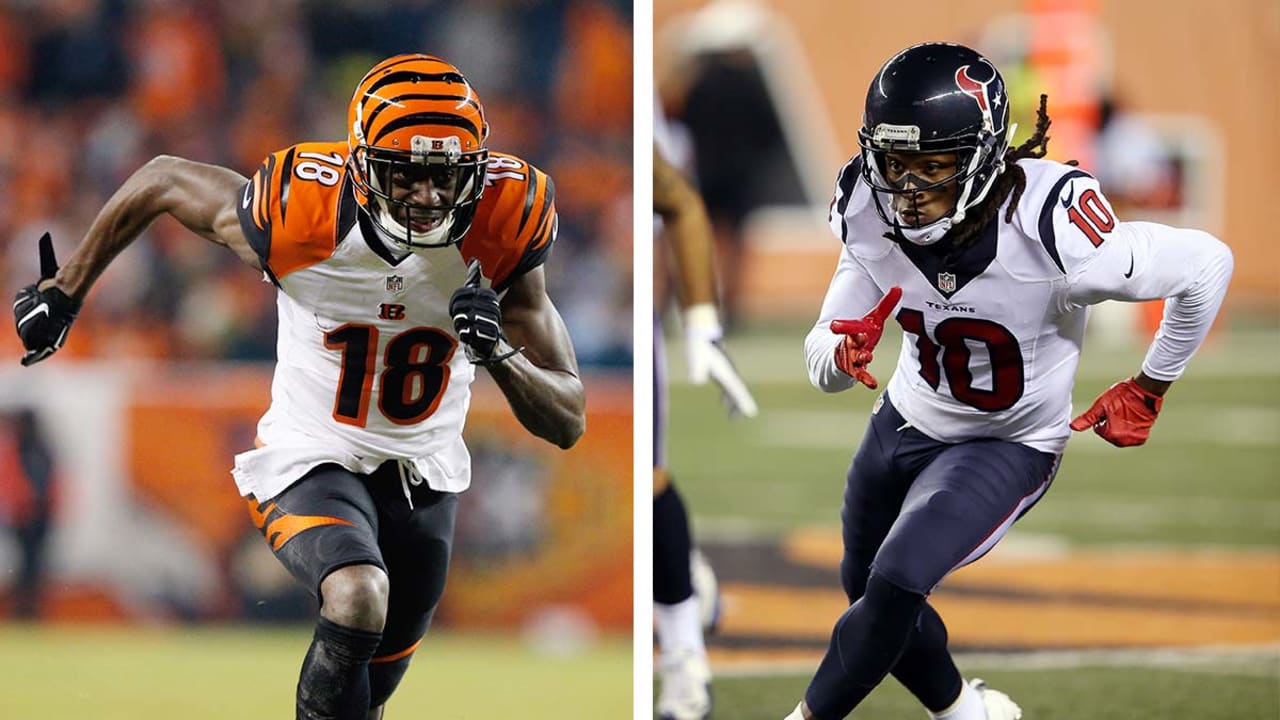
[886,213,954,246]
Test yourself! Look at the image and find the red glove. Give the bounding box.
[829,286,902,389]
[1069,378,1164,447]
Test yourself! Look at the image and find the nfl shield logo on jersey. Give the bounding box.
[386,275,405,294]
[937,272,957,293]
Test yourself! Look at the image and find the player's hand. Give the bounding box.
[450,259,503,361]
[13,233,80,366]
[1069,377,1163,447]
[684,304,757,418]
[829,286,902,389]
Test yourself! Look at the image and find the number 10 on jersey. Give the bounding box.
[897,309,1025,412]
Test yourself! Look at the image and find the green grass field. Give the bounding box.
[712,663,1280,720]
[666,320,1280,719]
[670,323,1280,547]
[0,626,631,719]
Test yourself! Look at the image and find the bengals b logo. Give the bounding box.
[379,303,406,321]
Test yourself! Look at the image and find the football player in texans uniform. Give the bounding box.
[13,54,585,720]
[786,42,1232,720]
[653,99,758,719]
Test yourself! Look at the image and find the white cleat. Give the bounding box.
[657,649,712,720]
[782,701,805,720]
[969,678,1022,720]
[690,548,722,635]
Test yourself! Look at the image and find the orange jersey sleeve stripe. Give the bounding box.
[236,142,349,280]
[460,153,558,291]
[254,153,275,231]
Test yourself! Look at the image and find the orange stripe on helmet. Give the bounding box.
[348,54,488,154]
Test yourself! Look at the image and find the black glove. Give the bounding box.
[14,233,80,366]
[450,259,504,361]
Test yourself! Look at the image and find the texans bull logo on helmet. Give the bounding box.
[953,61,1006,137]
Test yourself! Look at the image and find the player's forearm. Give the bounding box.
[654,148,717,308]
[804,324,855,393]
[807,251,881,392]
[56,156,182,300]
[1138,229,1233,382]
[484,353,586,449]
[664,205,718,308]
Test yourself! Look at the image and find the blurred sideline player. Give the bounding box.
[654,100,758,720]
[788,42,1231,719]
[14,54,585,720]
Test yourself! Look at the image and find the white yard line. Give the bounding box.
[715,644,1280,679]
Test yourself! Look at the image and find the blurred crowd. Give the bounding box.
[0,0,634,367]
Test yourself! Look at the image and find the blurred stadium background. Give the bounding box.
[656,0,1279,718]
[0,1,632,718]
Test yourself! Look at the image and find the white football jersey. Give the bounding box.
[806,157,1232,454]
[231,141,557,500]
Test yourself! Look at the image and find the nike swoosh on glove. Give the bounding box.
[1069,377,1163,447]
[684,303,757,417]
[829,286,902,389]
[14,233,80,366]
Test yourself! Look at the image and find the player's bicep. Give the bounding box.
[1041,174,1120,267]
[154,156,262,270]
[1068,221,1227,307]
[499,266,580,376]
[1036,173,1137,306]
[1043,174,1195,307]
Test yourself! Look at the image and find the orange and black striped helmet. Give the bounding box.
[347,54,490,250]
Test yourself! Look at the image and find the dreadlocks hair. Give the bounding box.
[941,94,1078,255]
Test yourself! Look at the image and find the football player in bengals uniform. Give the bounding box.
[14,54,585,719]
[783,43,1232,720]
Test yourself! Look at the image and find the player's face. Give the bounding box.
[884,152,960,226]
[386,165,461,234]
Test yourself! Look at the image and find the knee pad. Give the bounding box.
[864,572,925,618]
[808,571,929,714]
[833,571,926,672]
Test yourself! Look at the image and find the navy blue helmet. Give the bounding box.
[858,42,1012,245]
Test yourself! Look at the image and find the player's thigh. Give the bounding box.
[873,440,1057,594]
[246,463,385,598]
[839,394,927,600]
[373,478,459,652]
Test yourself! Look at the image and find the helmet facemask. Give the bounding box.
[352,134,488,252]
[859,124,1007,247]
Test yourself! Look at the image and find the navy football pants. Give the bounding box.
[806,393,1058,719]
